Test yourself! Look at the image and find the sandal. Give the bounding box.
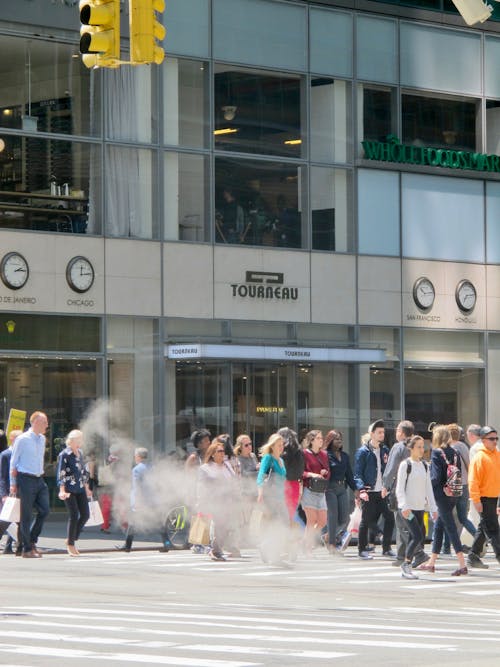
[418,563,435,572]
[451,567,468,576]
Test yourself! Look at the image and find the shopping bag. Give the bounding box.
[0,496,20,523]
[6,522,18,540]
[347,505,362,535]
[85,499,104,527]
[188,514,211,545]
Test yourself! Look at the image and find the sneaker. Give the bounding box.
[412,552,430,569]
[339,531,351,552]
[190,544,205,554]
[467,553,489,569]
[359,550,374,560]
[383,549,397,558]
[365,545,375,552]
[209,549,227,562]
[401,562,418,579]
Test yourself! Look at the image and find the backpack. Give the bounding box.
[439,449,463,497]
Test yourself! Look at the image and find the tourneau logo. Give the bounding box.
[231,270,298,300]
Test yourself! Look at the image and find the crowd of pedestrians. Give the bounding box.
[1,410,500,580]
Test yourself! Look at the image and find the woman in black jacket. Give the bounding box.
[324,429,357,554]
[278,427,304,522]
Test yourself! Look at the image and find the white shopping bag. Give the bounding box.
[85,499,104,527]
[0,496,20,523]
[6,523,18,540]
[347,505,362,535]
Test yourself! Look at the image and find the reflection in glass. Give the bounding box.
[358,85,395,153]
[0,36,99,136]
[214,65,303,158]
[164,58,209,148]
[215,157,303,247]
[311,167,350,252]
[164,152,210,241]
[0,136,99,234]
[402,93,477,152]
[486,100,500,154]
[105,66,154,143]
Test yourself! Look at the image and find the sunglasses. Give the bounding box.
[243,443,252,447]
[215,449,225,453]
[484,436,499,442]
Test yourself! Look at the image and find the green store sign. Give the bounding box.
[362,135,500,174]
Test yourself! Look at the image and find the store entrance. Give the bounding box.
[172,359,355,451]
[404,367,484,436]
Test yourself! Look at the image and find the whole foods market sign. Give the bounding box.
[362,135,500,174]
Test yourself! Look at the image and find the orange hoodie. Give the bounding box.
[468,444,500,503]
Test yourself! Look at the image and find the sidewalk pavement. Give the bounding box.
[2,513,167,555]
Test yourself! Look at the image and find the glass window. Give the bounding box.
[164,0,210,58]
[356,16,397,84]
[164,152,210,242]
[214,65,303,158]
[485,37,500,99]
[400,23,481,96]
[358,169,400,256]
[0,36,99,136]
[488,334,500,430]
[311,167,351,252]
[404,329,484,364]
[309,8,352,78]
[0,313,100,352]
[215,157,304,248]
[402,93,478,152]
[213,0,307,71]
[107,317,160,448]
[105,67,155,143]
[486,182,500,264]
[486,100,500,155]
[402,174,484,263]
[163,58,209,149]
[0,136,100,234]
[105,146,156,239]
[357,85,396,157]
[311,78,350,164]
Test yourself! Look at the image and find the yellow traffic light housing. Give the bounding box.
[79,0,121,68]
[130,0,166,65]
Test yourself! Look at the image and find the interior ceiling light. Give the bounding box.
[214,128,239,135]
[222,105,237,121]
[284,139,302,145]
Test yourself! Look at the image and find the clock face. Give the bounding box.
[0,252,29,290]
[413,277,435,311]
[66,256,95,293]
[456,279,476,313]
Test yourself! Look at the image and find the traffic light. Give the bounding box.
[130,0,166,65]
[79,0,121,68]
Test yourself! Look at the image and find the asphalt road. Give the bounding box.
[2,533,500,667]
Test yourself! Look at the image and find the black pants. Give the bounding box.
[400,510,425,561]
[64,492,90,545]
[358,492,394,553]
[471,497,500,558]
[18,474,50,552]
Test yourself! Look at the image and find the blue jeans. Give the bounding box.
[442,484,476,551]
[17,473,50,553]
[325,483,349,546]
[432,495,463,555]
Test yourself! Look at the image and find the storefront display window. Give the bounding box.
[402,93,478,152]
[214,157,304,248]
[0,35,99,137]
[0,136,100,234]
[164,58,209,149]
[214,65,303,159]
[164,152,210,242]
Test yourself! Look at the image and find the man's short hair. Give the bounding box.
[190,429,211,449]
[398,420,414,439]
[467,424,481,437]
[30,411,46,425]
[135,447,148,460]
[369,419,385,433]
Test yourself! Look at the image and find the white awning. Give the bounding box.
[166,343,386,363]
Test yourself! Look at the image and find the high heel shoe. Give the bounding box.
[418,563,435,572]
[451,567,468,576]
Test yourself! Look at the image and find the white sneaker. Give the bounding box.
[401,562,418,579]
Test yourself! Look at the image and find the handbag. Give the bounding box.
[309,477,328,493]
[0,496,20,523]
[188,513,211,546]
[85,499,104,527]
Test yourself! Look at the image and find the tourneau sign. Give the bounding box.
[362,135,500,174]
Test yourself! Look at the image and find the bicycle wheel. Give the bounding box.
[162,505,190,550]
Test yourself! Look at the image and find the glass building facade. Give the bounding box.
[0,0,500,504]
